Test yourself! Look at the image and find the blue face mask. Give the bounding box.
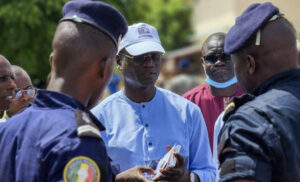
[205,76,237,88]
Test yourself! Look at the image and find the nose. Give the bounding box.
[215,58,225,65]
[20,94,32,103]
[7,77,16,91]
[143,56,155,67]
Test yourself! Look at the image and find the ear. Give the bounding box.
[246,54,256,75]
[116,55,122,70]
[98,57,107,78]
[201,57,205,64]
[49,52,53,66]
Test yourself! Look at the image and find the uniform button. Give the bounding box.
[142,104,145,108]
[149,142,152,146]
[145,124,149,127]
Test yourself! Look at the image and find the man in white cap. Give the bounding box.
[92,23,216,182]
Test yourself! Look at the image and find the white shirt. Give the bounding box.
[213,111,225,182]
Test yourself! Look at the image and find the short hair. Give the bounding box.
[11,65,29,77]
[202,32,226,53]
[52,21,114,76]
[0,54,9,63]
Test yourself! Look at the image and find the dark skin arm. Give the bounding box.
[153,145,200,182]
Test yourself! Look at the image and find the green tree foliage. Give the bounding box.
[0,0,192,87]
[103,0,192,50]
[0,0,68,87]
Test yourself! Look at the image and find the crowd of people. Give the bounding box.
[0,0,299,182]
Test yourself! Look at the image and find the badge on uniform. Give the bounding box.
[223,94,255,122]
[63,156,101,182]
[75,110,102,139]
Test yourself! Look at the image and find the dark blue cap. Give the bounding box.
[61,0,128,47]
[225,2,280,54]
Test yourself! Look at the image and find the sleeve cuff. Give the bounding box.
[219,155,272,182]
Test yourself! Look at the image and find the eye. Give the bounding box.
[152,54,162,61]
[203,55,218,64]
[0,75,8,81]
[222,54,231,61]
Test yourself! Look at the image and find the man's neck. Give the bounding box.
[124,84,156,103]
[209,83,238,97]
[6,110,16,118]
[47,78,88,107]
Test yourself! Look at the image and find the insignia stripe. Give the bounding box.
[224,102,235,112]
[78,125,101,138]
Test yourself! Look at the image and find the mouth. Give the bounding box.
[213,66,232,73]
[145,71,157,76]
[2,95,14,106]
[142,72,158,82]
[5,91,15,99]
[6,95,13,100]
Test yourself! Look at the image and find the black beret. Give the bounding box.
[225,2,280,54]
[60,0,128,47]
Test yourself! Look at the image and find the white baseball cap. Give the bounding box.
[118,23,165,56]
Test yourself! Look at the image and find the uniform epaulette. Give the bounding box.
[223,94,255,122]
[74,110,102,139]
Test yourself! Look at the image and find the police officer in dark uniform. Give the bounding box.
[0,1,155,182]
[217,2,300,182]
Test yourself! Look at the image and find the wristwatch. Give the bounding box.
[190,172,197,182]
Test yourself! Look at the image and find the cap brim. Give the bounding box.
[125,41,165,56]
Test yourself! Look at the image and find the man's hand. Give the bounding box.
[153,152,190,182]
[115,166,156,182]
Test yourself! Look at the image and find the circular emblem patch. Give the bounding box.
[63,156,101,182]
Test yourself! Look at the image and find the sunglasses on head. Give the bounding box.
[14,87,36,99]
[119,52,163,64]
[202,53,231,64]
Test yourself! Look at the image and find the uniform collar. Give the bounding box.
[252,69,300,96]
[34,89,105,131]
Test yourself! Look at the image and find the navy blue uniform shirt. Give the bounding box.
[0,90,113,182]
[218,69,300,182]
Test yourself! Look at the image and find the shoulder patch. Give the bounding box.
[223,94,255,122]
[75,110,102,139]
[63,156,101,182]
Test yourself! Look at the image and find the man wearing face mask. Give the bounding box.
[183,32,244,152]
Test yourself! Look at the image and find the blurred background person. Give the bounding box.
[1,65,36,120]
[183,32,244,152]
[108,73,121,94]
[164,58,200,95]
[0,55,16,123]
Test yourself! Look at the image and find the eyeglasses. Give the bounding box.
[202,53,231,64]
[119,53,163,65]
[14,87,37,99]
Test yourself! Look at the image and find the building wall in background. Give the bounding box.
[162,0,300,86]
[192,0,300,42]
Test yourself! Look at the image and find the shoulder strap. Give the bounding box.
[223,94,255,122]
[74,110,102,139]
